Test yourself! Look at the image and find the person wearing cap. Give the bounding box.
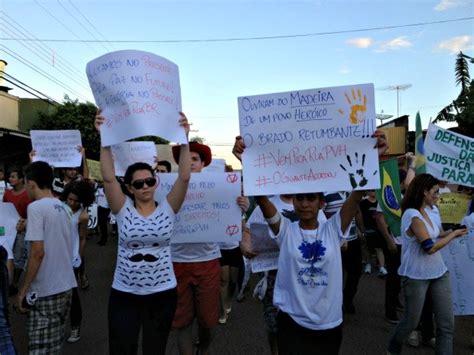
[170,140,221,355]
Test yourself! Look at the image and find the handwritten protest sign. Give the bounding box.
[30,130,82,167]
[86,50,185,146]
[424,124,474,187]
[155,172,242,243]
[249,223,279,273]
[437,193,471,224]
[441,230,474,315]
[111,141,157,176]
[0,202,20,251]
[238,83,380,195]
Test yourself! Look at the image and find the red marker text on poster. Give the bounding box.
[227,173,239,184]
[226,224,239,236]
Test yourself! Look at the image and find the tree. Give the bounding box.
[434,52,474,137]
[32,97,169,160]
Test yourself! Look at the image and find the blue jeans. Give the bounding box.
[387,271,454,355]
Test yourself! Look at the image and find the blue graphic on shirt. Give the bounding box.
[297,240,328,288]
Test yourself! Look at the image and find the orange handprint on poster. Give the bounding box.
[337,88,367,124]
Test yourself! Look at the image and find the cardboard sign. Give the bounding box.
[437,193,471,224]
[0,202,20,251]
[111,141,157,177]
[424,124,474,187]
[86,50,185,146]
[249,223,280,273]
[155,172,242,243]
[238,83,380,195]
[30,130,82,167]
[441,230,474,315]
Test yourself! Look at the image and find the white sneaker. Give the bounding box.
[379,266,388,277]
[67,328,80,343]
[218,314,228,325]
[407,330,420,347]
[364,264,372,274]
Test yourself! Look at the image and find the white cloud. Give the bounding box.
[377,36,412,52]
[339,65,350,75]
[434,0,464,11]
[346,37,373,48]
[437,35,474,53]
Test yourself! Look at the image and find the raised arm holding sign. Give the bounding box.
[87,50,186,146]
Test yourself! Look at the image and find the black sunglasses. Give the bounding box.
[294,193,318,202]
[131,177,156,190]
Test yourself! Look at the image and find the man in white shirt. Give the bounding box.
[16,161,77,354]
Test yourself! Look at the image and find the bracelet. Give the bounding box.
[265,213,281,225]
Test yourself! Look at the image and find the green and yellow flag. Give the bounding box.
[376,159,402,237]
[415,112,426,174]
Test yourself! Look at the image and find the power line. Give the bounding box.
[2,24,91,91]
[67,0,115,51]
[0,11,89,81]
[1,17,472,43]
[1,71,60,104]
[33,0,99,53]
[1,76,59,106]
[0,45,89,101]
[57,0,110,52]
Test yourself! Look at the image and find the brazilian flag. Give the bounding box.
[376,159,402,237]
[415,112,426,174]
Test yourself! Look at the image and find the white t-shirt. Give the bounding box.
[25,198,77,297]
[69,207,82,268]
[96,186,109,208]
[113,197,177,295]
[0,180,9,201]
[272,212,350,330]
[398,208,447,280]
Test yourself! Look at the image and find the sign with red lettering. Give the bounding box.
[155,173,242,243]
[238,83,380,195]
[86,50,185,146]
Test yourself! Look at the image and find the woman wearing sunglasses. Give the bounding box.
[233,130,388,354]
[387,174,468,355]
[95,110,191,355]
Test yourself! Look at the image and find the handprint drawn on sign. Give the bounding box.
[339,153,377,188]
[337,88,367,124]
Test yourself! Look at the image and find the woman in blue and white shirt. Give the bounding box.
[95,111,191,355]
[387,174,467,355]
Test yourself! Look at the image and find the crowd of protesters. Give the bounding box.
[0,111,473,355]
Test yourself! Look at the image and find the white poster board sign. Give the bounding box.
[238,83,380,195]
[250,223,280,273]
[441,230,474,315]
[86,50,185,146]
[206,158,226,173]
[424,124,473,187]
[0,202,20,251]
[155,172,242,243]
[30,130,82,167]
[111,141,157,177]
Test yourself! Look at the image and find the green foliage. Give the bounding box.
[32,97,170,160]
[435,52,474,137]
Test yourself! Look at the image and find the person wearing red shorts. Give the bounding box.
[171,141,221,355]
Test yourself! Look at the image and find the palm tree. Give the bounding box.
[434,51,474,137]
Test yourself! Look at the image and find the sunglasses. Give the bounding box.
[294,193,318,202]
[131,177,156,189]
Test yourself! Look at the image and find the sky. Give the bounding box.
[1,0,473,165]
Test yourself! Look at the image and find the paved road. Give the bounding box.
[9,232,473,354]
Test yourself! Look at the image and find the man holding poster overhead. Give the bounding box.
[170,141,221,355]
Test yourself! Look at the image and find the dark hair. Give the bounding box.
[157,160,171,173]
[293,192,325,202]
[123,162,154,185]
[63,180,95,207]
[8,167,24,179]
[401,173,439,212]
[23,161,54,190]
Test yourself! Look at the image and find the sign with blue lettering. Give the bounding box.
[238,83,380,195]
[155,172,242,243]
[31,130,82,168]
[86,50,185,147]
[111,141,157,177]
